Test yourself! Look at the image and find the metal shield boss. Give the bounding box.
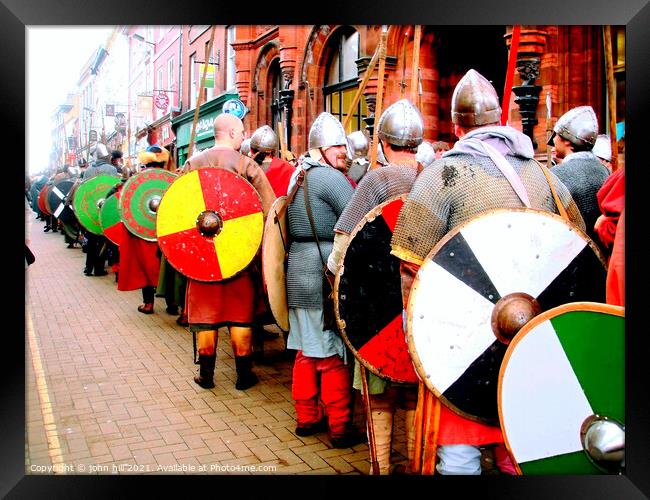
[407,208,607,424]
[335,195,418,384]
[262,196,289,332]
[156,167,264,282]
[119,168,177,241]
[100,189,124,246]
[72,174,121,235]
[499,303,624,475]
[47,179,75,222]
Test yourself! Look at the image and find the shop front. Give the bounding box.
[172,92,238,167]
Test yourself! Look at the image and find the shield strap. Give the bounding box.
[275,168,305,221]
[533,159,570,222]
[478,140,531,208]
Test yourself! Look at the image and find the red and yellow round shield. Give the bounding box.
[156,168,264,282]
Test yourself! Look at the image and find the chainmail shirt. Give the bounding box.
[551,151,610,244]
[82,160,118,180]
[391,153,585,265]
[335,162,419,234]
[287,158,354,308]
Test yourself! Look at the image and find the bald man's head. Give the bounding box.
[213,113,246,150]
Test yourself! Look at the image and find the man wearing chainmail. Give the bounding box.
[328,98,424,474]
[286,112,364,449]
[346,130,371,184]
[390,69,585,475]
[181,113,276,392]
[549,106,610,248]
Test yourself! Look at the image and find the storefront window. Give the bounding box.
[323,28,366,134]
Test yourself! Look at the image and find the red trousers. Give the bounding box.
[291,351,351,438]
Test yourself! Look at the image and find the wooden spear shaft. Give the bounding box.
[410,25,422,104]
[187,25,217,160]
[369,28,389,170]
[278,118,289,160]
[360,365,380,475]
[399,29,410,99]
[603,26,619,171]
[411,381,425,473]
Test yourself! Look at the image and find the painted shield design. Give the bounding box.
[47,179,75,222]
[119,168,177,241]
[72,175,121,235]
[261,196,289,332]
[335,195,418,383]
[157,168,264,282]
[37,184,51,216]
[407,208,607,424]
[100,189,124,246]
[499,303,625,475]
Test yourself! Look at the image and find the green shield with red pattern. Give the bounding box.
[119,168,177,241]
[72,175,121,234]
[499,303,625,475]
[100,189,124,246]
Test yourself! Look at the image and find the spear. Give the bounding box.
[410,25,422,104]
[501,25,521,126]
[369,25,389,170]
[546,89,553,167]
[603,26,619,171]
[398,28,410,99]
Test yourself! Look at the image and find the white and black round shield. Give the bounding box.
[499,303,624,474]
[48,179,75,223]
[407,208,607,424]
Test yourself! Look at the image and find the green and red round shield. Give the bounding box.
[37,184,51,216]
[499,302,625,475]
[157,167,264,282]
[100,189,124,246]
[407,208,607,424]
[72,175,121,234]
[335,195,418,384]
[119,168,176,241]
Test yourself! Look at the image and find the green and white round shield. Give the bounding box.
[498,302,625,475]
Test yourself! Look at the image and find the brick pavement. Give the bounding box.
[25,215,410,475]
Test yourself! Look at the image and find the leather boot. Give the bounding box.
[193,354,216,389]
[370,407,394,475]
[234,355,258,391]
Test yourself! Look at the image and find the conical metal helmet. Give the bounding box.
[240,138,251,156]
[250,125,278,153]
[416,141,436,168]
[92,143,110,161]
[308,112,347,151]
[346,131,369,160]
[592,134,612,161]
[553,106,598,149]
[451,69,501,127]
[377,99,424,148]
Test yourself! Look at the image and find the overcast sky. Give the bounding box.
[27,26,114,176]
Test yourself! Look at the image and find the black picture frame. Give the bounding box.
[7,0,649,497]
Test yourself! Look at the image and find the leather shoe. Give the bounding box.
[94,270,108,276]
[295,418,328,437]
[137,303,154,314]
[330,427,367,449]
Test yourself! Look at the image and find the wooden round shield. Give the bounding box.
[120,168,177,241]
[47,179,75,221]
[334,195,418,384]
[157,168,264,282]
[100,189,124,246]
[261,196,289,332]
[407,208,607,424]
[72,175,121,235]
[37,184,51,216]
[499,302,624,475]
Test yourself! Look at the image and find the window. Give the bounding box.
[190,53,197,109]
[226,26,236,91]
[168,57,175,89]
[158,68,164,91]
[323,29,366,133]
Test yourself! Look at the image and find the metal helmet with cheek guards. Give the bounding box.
[551,106,598,150]
[240,138,252,156]
[416,141,436,168]
[308,112,348,152]
[250,125,279,153]
[377,99,424,148]
[451,69,501,127]
[346,131,369,160]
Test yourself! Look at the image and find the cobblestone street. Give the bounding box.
[25,216,410,476]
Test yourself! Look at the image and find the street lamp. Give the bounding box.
[132,33,155,46]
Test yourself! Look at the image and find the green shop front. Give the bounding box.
[172,92,239,167]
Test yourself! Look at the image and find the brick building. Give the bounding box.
[232,25,624,160]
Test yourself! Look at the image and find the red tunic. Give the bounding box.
[437,403,503,445]
[116,226,161,291]
[264,157,295,197]
[606,209,625,307]
[595,167,625,251]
